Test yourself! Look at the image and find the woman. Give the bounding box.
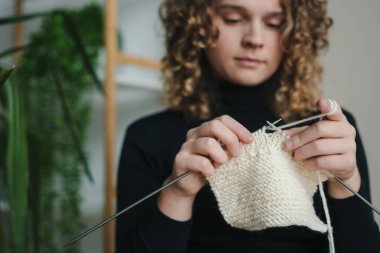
[116,0,380,252]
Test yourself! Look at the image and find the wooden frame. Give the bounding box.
[14,0,24,61]
[104,1,160,252]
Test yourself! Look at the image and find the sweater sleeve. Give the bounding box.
[115,122,193,253]
[327,111,380,252]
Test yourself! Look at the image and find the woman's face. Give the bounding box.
[206,0,285,86]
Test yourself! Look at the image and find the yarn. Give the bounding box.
[317,171,335,252]
[208,127,330,232]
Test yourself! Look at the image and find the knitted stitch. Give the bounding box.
[208,127,330,233]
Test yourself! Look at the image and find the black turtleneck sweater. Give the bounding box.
[116,80,380,253]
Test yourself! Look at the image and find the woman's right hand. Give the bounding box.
[158,115,253,220]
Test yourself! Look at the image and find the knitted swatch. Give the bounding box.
[208,127,330,233]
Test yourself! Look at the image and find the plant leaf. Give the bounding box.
[0,44,31,59]
[58,11,104,94]
[5,77,29,253]
[51,59,94,183]
[0,66,16,89]
[0,214,11,253]
[0,12,50,25]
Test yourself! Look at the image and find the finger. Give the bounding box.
[317,98,346,122]
[183,154,216,177]
[175,152,216,177]
[284,121,347,151]
[217,115,253,143]
[189,137,229,164]
[284,126,308,137]
[188,118,248,157]
[188,115,253,144]
[293,138,355,161]
[207,120,241,157]
[303,154,356,178]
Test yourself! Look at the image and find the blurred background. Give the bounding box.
[0,0,379,252]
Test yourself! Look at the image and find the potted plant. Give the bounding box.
[0,3,103,253]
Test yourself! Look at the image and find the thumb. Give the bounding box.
[317,98,346,122]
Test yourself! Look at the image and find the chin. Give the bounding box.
[231,76,270,86]
[225,68,274,86]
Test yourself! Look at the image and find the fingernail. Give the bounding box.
[233,145,241,157]
[245,133,254,142]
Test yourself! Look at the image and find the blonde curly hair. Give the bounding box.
[159,0,333,122]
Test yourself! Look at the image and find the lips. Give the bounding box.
[234,57,265,68]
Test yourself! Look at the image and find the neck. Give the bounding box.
[210,75,279,131]
[221,78,276,104]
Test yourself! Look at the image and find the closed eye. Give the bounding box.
[223,17,242,24]
[266,22,283,29]
[265,16,285,30]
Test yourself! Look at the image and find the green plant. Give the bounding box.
[0,3,103,253]
[0,65,17,253]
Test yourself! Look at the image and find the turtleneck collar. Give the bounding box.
[219,77,276,106]
[215,73,279,114]
[206,74,279,132]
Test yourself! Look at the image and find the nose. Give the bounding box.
[242,20,264,48]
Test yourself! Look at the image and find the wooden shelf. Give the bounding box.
[103,1,161,252]
[117,53,161,71]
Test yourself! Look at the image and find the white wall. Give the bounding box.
[1,1,379,252]
[323,0,380,225]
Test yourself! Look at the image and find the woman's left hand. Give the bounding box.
[283,98,361,198]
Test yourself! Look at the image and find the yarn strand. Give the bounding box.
[317,171,335,253]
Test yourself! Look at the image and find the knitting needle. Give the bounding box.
[64,115,380,247]
[334,176,380,215]
[64,119,282,248]
[63,171,193,248]
[267,113,380,216]
[266,99,338,131]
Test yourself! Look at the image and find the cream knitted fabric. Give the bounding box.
[208,127,330,233]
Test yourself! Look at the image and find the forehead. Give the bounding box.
[212,0,283,14]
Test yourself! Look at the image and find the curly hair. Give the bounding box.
[159,0,333,122]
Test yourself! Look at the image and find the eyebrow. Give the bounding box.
[214,4,246,12]
[214,4,284,17]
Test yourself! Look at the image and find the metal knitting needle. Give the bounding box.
[266,120,380,216]
[334,176,380,216]
[63,171,192,248]
[64,112,380,247]
[64,120,279,248]
[266,99,338,131]
[266,110,334,131]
